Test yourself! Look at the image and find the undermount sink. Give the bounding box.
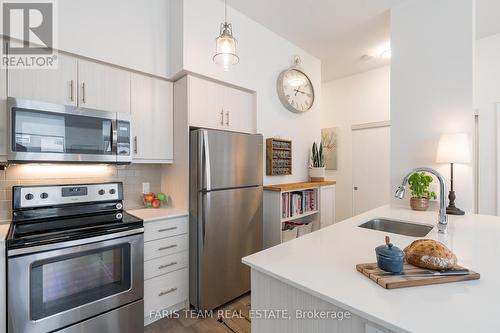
[358,218,433,237]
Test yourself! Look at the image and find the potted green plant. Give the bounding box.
[408,172,437,211]
[309,142,325,182]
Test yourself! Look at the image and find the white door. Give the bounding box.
[352,126,390,215]
[223,85,256,134]
[8,53,77,106]
[188,76,223,129]
[78,59,131,113]
[131,73,173,162]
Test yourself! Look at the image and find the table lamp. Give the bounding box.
[436,133,471,215]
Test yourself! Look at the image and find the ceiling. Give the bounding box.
[229,0,500,83]
[228,0,403,82]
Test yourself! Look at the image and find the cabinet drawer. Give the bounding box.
[144,268,188,317]
[144,251,188,280]
[144,216,188,242]
[144,234,188,261]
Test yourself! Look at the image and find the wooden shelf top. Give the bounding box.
[264,181,336,192]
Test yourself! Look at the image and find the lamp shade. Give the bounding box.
[436,133,471,164]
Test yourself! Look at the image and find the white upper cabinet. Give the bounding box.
[131,73,173,163]
[8,54,78,106]
[0,66,7,162]
[78,59,131,113]
[188,76,256,134]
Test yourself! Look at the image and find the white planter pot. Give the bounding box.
[309,167,325,182]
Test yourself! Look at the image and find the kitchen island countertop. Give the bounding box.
[243,205,498,333]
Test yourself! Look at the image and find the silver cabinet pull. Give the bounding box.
[158,288,177,297]
[158,226,177,232]
[158,244,177,251]
[220,110,224,126]
[158,262,178,270]
[81,82,86,104]
[70,80,74,101]
[133,136,138,154]
[226,111,229,126]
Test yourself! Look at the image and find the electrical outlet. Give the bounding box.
[142,182,150,194]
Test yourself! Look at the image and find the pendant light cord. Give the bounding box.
[224,0,227,23]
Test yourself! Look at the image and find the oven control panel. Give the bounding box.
[14,183,122,209]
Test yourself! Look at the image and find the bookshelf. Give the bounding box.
[263,181,336,248]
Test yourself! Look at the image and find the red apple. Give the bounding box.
[152,199,161,208]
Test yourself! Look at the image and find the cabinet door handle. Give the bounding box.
[226,111,229,126]
[81,82,86,104]
[158,262,178,270]
[220,110,224,126]
[69,80,74,101]
[158,226,177,232]
[133,136,138,154]
[158,244,177,251]
[158,288,177,297]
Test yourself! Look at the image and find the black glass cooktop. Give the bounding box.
[7,211,143,250]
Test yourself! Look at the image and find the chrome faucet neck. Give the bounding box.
[395,167,448,233]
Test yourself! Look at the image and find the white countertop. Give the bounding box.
[0,223,9,241]
[127,207,188,222]
[243,205,500,333]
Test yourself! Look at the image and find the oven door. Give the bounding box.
[7,97,131,163]
[8,230,143,333]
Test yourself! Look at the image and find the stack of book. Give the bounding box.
[281,189,317,219]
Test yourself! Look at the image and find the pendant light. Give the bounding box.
[213,0,239,71]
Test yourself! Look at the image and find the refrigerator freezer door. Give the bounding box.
[195,186,263,310]
[192,129,263,191]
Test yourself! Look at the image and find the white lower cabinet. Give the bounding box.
[319,185,336,228]
[143,214,189,326]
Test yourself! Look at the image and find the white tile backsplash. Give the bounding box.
[0,164,162,221]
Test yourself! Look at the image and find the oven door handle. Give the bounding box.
[8,227,144,257]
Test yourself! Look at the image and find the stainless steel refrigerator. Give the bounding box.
[189,129,263,310]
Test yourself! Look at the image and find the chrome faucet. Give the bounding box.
[395,167,448,233]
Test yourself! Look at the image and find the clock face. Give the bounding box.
[277,68,314,113]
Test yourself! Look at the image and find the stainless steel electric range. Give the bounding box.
[6,182,144,333]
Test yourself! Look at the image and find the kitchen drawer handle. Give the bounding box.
[158,288,177,297]
[220,110,224,126]
[158,261,178,270]
[226,111,229,126]
[133,136,138,154]
[158,227,177,232]
[158,244,177,251]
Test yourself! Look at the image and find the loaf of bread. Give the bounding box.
[404,239,457,270]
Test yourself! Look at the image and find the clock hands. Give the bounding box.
[294,88,306,96]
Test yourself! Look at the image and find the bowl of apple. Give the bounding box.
[143,192,168,208]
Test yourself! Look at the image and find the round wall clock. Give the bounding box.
[276,56,315,113]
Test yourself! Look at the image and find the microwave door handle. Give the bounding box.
[111,119,118,155]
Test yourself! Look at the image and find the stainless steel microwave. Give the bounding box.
[7,98,132,163]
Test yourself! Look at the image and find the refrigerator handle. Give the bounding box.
[203,130,211,191]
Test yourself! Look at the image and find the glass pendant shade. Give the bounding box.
[213,23,239,71]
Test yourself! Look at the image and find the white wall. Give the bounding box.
[322,66,390,222]
[179,0,322,185]
[59,0,170,78]
[476,33,500,215]
[390,0,475,211]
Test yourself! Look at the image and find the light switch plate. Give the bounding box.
[142,182,150,194]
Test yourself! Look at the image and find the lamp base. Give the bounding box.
[446,206,465,215]
[447,190,465,215]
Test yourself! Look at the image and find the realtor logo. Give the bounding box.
[1,0,58,68]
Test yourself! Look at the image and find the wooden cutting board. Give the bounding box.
[356,263,480,289]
